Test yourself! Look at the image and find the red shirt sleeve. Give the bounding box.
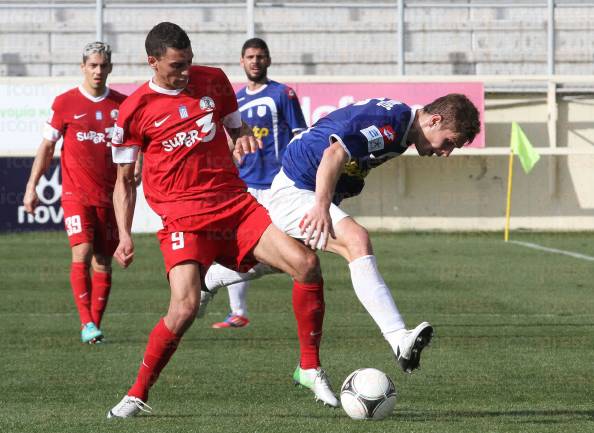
[212,69,238,118]
[112,98,143,149]
[48,96,66,132]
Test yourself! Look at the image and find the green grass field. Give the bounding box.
[1,231,593,433]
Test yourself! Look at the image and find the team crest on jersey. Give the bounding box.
[200,96,215,112]
[95,111,103,120]
[285,87,297,99]
[380,125,396,144]
[360,125,385,152]
[179,105,189,119]
[257,106,267,117]
[110,109,119,120]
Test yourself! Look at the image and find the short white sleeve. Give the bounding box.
[42,123,61,142]
[112,145,139,163]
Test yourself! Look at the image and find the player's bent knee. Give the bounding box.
[345,226,372,257]
[167,302,198,333]
[293,251,321,283]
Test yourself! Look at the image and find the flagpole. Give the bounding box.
[504,149,514,242]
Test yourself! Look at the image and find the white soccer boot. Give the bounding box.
[293,366,340,408]
[394,321,434,373]
[107,395,152,419]
[196,287,218,319]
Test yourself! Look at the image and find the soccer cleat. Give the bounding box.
[196,288,217,319]
[107,395,152,419]
[292,366,340,408]
[394,321,434,374]
[81,322,103,344]
[211,313,250,329]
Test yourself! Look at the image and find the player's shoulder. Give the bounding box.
[268,80,298,99]
[52,87,81,106]
[190,65,229,83]
[117,82,151,119]
[236,86,247,98]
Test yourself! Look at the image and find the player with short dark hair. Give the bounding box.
[206,37,308,329]
[107,22,337,418]
[24,41,126,344]
[202,93,481,378]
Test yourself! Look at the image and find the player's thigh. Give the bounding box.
[157,229,216,276]
[62,201,95,254]
[168,261,203,305]
[269,188,350,253]
[252,224,320,282]
[71,242,93,263]
[166,261,203,334]
[92,206,119,258]
[325,216,373,261]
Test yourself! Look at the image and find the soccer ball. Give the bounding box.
[340,368,397,420]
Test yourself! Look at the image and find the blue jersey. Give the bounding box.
[282,98,416,204]
[236,80,307,189]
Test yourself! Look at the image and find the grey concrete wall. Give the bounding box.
[2,2,594,77]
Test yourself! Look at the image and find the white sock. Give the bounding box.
[348,255,406,353]
[227,281,249,317]
[205,262,277,292]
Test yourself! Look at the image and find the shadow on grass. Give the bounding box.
[132,409,594,423]
[397,409,594,423]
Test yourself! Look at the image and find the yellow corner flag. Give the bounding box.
[510,122,540,173]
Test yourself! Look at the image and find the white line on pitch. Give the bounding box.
[509,240,594,262]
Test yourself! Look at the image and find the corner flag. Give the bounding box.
[510,122,540,173]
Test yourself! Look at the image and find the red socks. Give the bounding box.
[128,318,181,402]
[91,271,111,328]
[292,279,325,370]
[70,262,93,325]
[70,263,112,328]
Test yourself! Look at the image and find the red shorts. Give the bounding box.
[61,201,119,256]
[157,193,271,275]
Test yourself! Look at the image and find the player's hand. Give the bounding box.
[114,236,135,268]
[233,136,263,165]
[299,204,336,251]
[23,186,39,214]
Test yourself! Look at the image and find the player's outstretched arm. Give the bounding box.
[112,162,136,268]
[23,138,56,214]
[300,141,349,250]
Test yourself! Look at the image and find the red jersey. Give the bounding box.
[112,65,246,226]
[44,86,126,207]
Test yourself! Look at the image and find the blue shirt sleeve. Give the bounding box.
[280,86,307,132]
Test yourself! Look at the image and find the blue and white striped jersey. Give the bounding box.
[236,80,307,189]
[282,98,416,204]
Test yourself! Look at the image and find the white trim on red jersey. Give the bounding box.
[148,78,184,96]
[42,122,61,142]
[112,145,139,163]
[78,85,110,103]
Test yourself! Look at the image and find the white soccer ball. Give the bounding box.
[340,368,397,420]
